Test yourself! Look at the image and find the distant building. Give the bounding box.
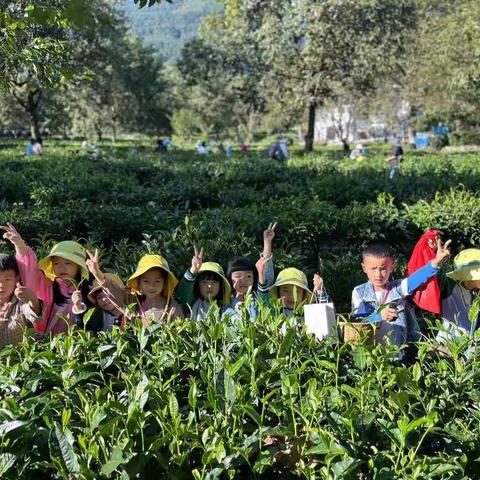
[311,100,412,144]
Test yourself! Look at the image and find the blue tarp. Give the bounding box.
[415,133,430,148]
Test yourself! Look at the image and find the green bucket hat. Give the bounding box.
[446,248,480,282]
[38,241,89,281]
[269,267,313,303]
[197,262,232,305]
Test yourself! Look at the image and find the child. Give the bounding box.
[74,273,127,333]
[224,223,276,320]
[2,224,91,334]
[0,254,43,347]
[127,254,183,325]
[408,233,480,340]
[257,257,328,317]
[176,247,232,320]
[352,239,451,346]
[440,249,480,339]
[85,250,183,327]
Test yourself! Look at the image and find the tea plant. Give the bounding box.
[0,310,479,479]
[1,141,480,310]
[1,141,480,478]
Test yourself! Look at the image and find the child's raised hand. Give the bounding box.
[86,248,104,282]
[263,222,277,246]
[15,283,41,314]
[190,246,204,274]
[432,239,452,268]
[313,273,324,292]
[1,223,27,252]
[262,222,277,258]
[255,256,269,285]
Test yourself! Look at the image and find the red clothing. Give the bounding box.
[407,230,441,314]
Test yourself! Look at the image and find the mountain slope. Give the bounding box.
[122,0,220,62]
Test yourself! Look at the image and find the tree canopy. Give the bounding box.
[2,0,480,145]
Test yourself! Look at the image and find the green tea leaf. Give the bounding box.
[83,307,96,327]
[101,440,133,475]
[0,420,28,435]
[0,453,16,475]
[169,392,179,419]
[188,378,198,408]
[50,423,80,475]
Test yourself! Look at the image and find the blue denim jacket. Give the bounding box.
[352,262,438,344]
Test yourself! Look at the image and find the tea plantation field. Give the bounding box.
[1,141,480,309]
[0,141,480,479]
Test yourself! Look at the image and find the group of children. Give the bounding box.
[0,222,478,352]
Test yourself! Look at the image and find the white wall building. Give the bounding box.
[313,99,412,144]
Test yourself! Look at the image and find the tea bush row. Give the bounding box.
[1,312,479,479]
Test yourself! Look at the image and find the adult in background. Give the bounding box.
[349,143,363,160]
[392,137,403,161]
[268,139,291,162]
[386,155,400,179]
[341,138,350,158]
[162,138,172,151]
[154,139,167,153]
[33,138,43,155]
[81,137,94,150]
[196,140,208,155]
[25,138,35,156]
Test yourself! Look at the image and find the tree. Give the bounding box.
[66,35,171,141]
[174,0,417,149]
[176,0,274,142]
[238,0,417,151]
[0,1,171,141]
[0,0,117,139]
[177,36,264,141]
[407,1,480,137]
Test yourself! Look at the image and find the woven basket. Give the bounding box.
[339,322,376,345]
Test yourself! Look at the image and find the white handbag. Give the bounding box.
[304,302,337,340]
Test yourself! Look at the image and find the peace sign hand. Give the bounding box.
[263,222,277,258]
[86,248,104,283]
[432,239,452,268]
[190,246,204,275]
[263,222,277,244]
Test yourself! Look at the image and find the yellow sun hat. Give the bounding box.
[87,273,126,306]
[446,248,480,282]
[38,241,89,281]
[128,254,178,298]
[269,267,313,303]
[197,262,232,305]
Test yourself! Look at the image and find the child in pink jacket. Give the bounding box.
[2,224,91,334]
